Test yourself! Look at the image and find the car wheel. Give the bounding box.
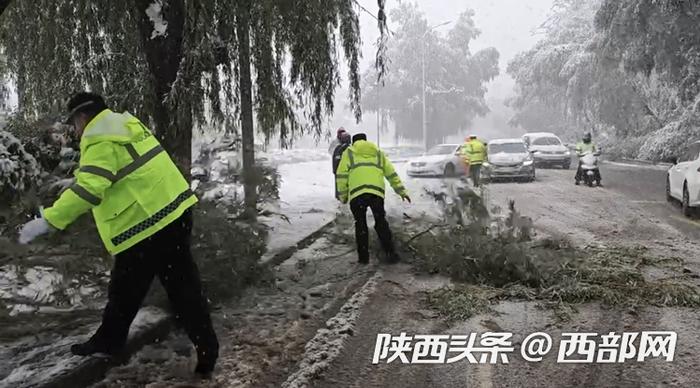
[444,163,456,178]
[682,183,693,217]
[562,162,570,170]
[666,176,673,202]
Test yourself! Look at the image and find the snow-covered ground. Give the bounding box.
[261,148,330,166]
[261,159,339,261]
[259,154,447,261]
[0,146,445,387]
[0,307,167,388]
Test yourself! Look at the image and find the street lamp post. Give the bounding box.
[421,20,452,151]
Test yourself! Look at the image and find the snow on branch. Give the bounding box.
[145,1,168,39]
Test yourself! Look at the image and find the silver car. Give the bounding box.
[522,132,572,169]
[483,139,536,182]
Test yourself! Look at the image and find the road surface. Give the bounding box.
[313,162,700,388]
[89,161,700,388]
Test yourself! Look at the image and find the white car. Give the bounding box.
[384,145,425,164]
[407,144,464,177]
[522,132,572,169]
[666,140,700,217]
[482,139,535,182]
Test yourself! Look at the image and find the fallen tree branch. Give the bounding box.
[407,223,448,243]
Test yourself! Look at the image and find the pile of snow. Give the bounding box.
[201,182,245,205]
[0,130,40,201]
[0,264,104,316]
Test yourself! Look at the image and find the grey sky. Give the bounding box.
[358,0,553,71]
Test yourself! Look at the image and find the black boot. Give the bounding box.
[195,361,215,379]
[194,344,218,378]
[70,337,115,357]
[386,251,401,264]
[358,253,369,265]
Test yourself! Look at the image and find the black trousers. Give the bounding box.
[92,209,218,364]
[350,193,396,261]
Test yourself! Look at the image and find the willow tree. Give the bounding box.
[0,0,388,216]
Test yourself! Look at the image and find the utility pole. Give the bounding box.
[421,44,427,151]
[421,20,452,152]
[377,109,380,147]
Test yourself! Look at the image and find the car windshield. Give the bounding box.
[401,147,424,156]
[489,143,527,154]
[531,137,561,146]
[383,148,399,157]
[426,145,456,155]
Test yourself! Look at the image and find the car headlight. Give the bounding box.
[482,162,490,167]
[564,150,571,156]
[523,160,534,166]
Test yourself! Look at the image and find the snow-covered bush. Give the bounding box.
[192,135,280,208]
[638,110,700,161]
[0,130,40,203]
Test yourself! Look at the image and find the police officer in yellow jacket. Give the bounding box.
[460,134,487,187]
[18,92,218,377]
[335,133,410,264]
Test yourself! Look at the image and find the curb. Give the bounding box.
[263,218,338,268]
[616,158,672,168]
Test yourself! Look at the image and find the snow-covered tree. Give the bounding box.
[0,130,39,203]
[0,0,389,215]
[362,4,499,146]
[595,0,700,159]
[509,0,700,159]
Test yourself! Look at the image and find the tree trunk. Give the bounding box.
[0,0,11,16]
[133,0,191,176]
[237,2,258,220]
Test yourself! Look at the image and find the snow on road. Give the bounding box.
[314,165,700,388]
[10,155,700,387]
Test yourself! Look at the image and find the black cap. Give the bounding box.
[64,92,107,124]
[352,133,367,144]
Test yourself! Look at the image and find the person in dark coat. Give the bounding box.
[333,131,352,199]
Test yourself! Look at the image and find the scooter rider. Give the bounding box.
[575,132,601,186]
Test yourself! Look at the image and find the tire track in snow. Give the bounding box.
[281,271,383,388]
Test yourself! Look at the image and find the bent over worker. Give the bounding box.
[18,92,219,377]
[335,133,411,264]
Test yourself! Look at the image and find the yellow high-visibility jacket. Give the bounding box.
[460,139,487,165]
[575,142,597,156]
[43,109,197,255]
[335,140,407,203]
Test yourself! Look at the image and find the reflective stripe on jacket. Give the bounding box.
[335,140,407,203]
[575,142,597,155]
[43,109,197,255]
[460,140,487,165]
